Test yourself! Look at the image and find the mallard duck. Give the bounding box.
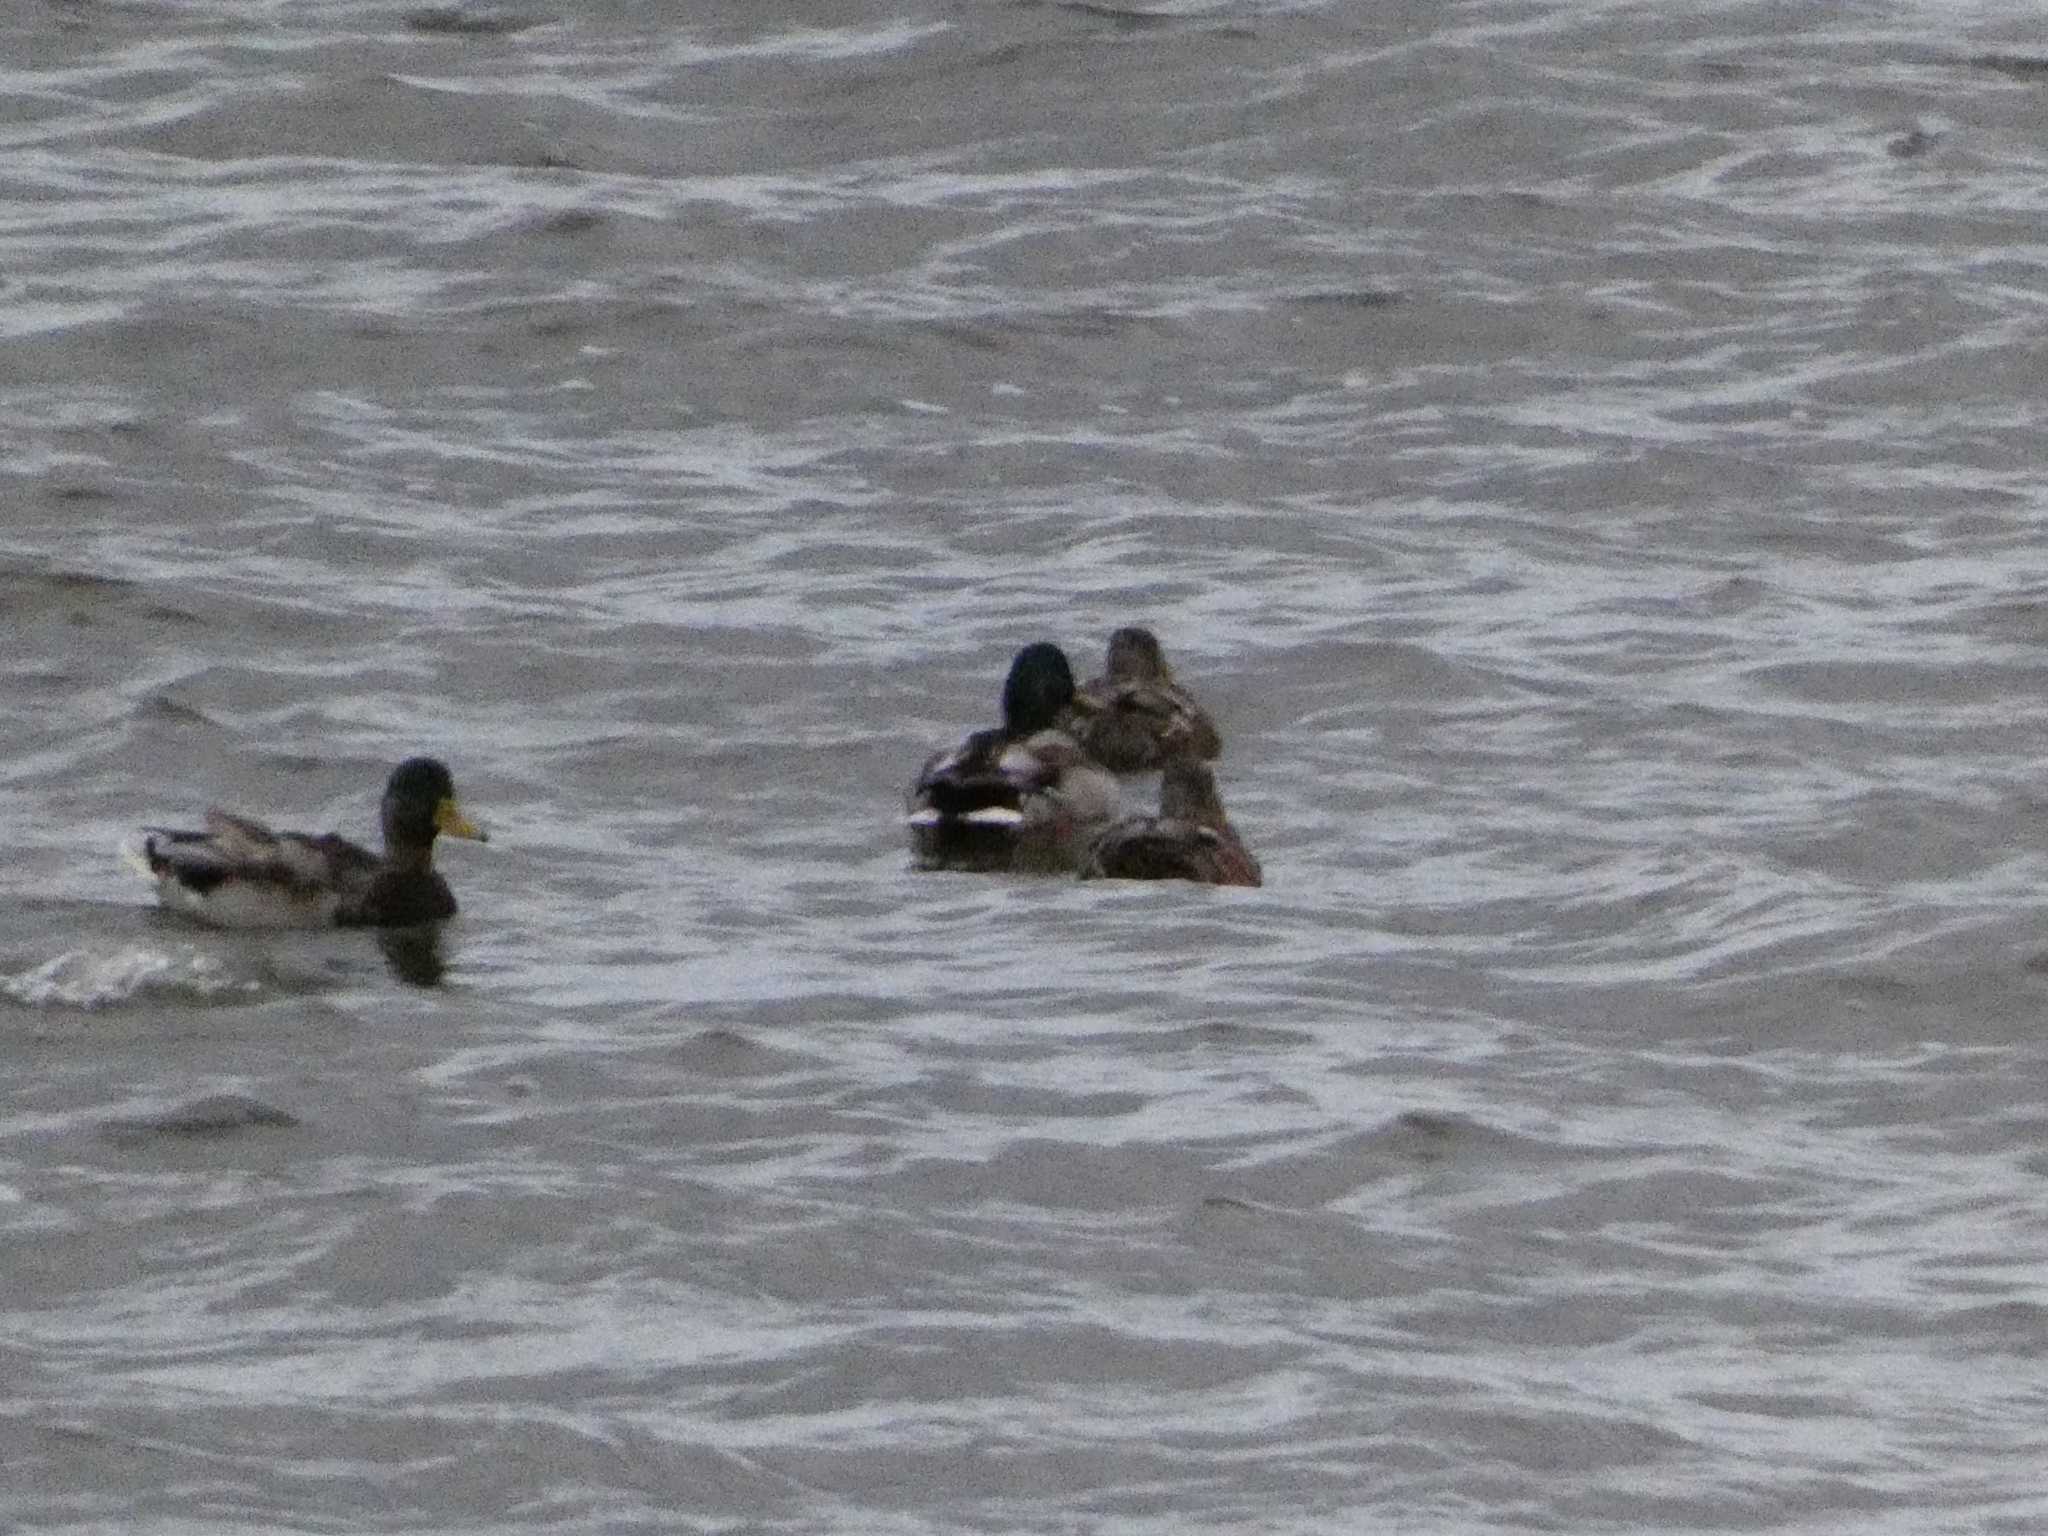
[907,641,1119,873]
[1063,625,1222,774]
[1080,756,1261,887]
[133,757,487,928]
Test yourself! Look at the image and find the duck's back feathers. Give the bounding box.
[1081,758,1261,887]
[1069,685,1222,775]
[1082,818,1261,886]
[1066,626,1221,775]
[911,729,1027,825]
[140,818,379,928]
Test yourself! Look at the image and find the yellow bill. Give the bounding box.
[435,797,488,842]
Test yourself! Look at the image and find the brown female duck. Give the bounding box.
[1063,626,1222,775]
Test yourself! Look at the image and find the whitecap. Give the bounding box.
[1,944,262,1011]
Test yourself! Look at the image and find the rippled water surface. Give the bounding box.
[8,1,2048,1530]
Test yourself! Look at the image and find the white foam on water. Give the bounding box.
[2,944,261,1010]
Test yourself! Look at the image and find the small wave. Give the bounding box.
[1,943,264,1011]
[101,1094,300,1145]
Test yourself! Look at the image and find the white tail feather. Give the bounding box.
[961,807,1025,827]
[905,806,1027,828]
[118,836,156,881]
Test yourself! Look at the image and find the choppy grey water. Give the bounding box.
[6,1,2048,1530]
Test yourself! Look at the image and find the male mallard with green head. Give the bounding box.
[135,756,488,927]
[1064,625,1222,775]
[907,642,1119,873]
[1080,756,1261,887]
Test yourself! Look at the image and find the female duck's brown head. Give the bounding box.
[1103,625,1171,683]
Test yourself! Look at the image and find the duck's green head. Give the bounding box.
[383,756,488,849]
[1001,642,1076,736]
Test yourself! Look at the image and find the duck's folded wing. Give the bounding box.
[197,808,286,861]
[138,825,240,891]
[156,812,375,891]
[909,731,1028,826]
[292,831,380,888]
[1071,683,1220,771]
[1082,816,1220,881]
[1083,815,1258,885]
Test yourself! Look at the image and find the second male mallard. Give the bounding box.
[907,642,1119,874]
[1063,625,1222,775]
